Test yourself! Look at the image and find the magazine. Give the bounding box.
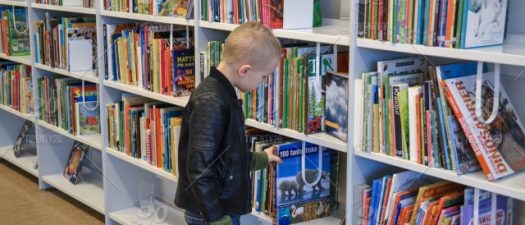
[63,141,89,184]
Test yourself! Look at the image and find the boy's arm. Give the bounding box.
[250,151,269,171]
[186,96,229,223]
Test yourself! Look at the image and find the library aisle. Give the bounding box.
[0,160,104,225]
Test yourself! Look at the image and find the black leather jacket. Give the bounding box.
[175,67,253,222]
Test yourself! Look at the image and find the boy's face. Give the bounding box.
[236,60,279,93]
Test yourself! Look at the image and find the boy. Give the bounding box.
[175,22,283,225]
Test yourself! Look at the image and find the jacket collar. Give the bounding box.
[210,66,238,100]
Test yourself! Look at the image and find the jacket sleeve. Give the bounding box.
[186,96,229,222]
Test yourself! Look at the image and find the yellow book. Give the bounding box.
[170,117,182,176]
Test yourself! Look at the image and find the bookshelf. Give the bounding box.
[0,0,523,224]
[0,145,38,177]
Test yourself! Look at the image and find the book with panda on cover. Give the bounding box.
[275,141,332,225]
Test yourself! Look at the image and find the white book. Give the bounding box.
[67,28,94,73]
[462,0,508,48]
[172,125,181,176]
[283,0,313,29]
[354,79,364,150]
[408,86,422,162]
[62,0,82,7]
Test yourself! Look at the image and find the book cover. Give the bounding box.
[324,72,349,142]
[275,141,331,225]
[75,101,100,136]
[67,27,96,72]
[306,55,324,134]
[461,189,514,225]
[172,48,195,97]
[12,120,35,158]
[6,8,30,56]
[444,71,525,180]
[447,115,480,174]
[461,0,508,48]
[63,141,89,184]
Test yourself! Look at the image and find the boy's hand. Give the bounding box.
[264,147,282,164]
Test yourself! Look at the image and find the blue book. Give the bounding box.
[436,97,451,170]
[275,141,332,225]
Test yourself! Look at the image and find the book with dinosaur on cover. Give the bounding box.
[275,141,332,225]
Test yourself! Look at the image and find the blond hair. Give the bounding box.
[221,22,281,67]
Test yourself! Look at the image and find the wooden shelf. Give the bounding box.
[355,150,525,202]
[0,104,34,122]
[357,35,525,67]
[101,10,194,26]
[0,53,31,66]
[0,0,27,7]
[42,173,105,214]
[31,3,95,14]
[0,145,38,177]
[245,119,347,152]
[106,148,177,183]
[103,80,189,107]
[34,63,99,84]
[37,120,102,150]
[200,19,350,46]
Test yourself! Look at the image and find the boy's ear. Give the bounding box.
[237,64,252,77]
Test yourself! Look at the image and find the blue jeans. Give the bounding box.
[184,210,241,225]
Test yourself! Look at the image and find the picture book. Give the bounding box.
[461,188,514,225]
[172,48,195,97]
[12,120,35,158]
[306,55,324,134]
[6,7,30,56]
[324,72,349,142]
[75,101,100,136]
[461,0,508,48]
[444,64,525,180]
[447,115,481,174]
[275,141,332,225]
[63,141,89,184]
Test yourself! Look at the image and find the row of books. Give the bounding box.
[357,0,509,48]
[0,7,30,56]
[247,129,341,225]
[360,57,525,181]
[106,94,182,174]
[103,23,195,97]
[38,76,100,136]
[34,15,97,73]
[201,0,321,29]
[0,62,32,114]
[356,170,515,225]
[103,0,193,18]
[35,0,95,8]
[236,43,349,142]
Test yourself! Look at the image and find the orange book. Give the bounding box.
[422,200,440,225]
[388,189,418,225]
[363,196,371,225]
[233,0,239,24]
[416,93,422,164]
[379,177,393,224]
[164,47,173,96]
[408,182,463,225]
[428,192,463,225]
[444,0,457,48]
[427,0,436,46]
[398,205,414,225]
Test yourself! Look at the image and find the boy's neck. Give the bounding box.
[216,62,238,88]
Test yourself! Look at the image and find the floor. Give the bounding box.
[0,159,105,225]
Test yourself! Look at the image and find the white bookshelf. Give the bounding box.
[0,0,522,224]
[100,10,194,26]
[37,120,102,150]
[357,35,525,67]
[0,105,34,122]
[34,63,99,84]
[0,54,32,66]
[106,148,178,183]
[0,145,38,177]
[109,205,185,225]
[0,0,27,7]
[200,19,350,46]
[42,173,105,214]
[245,119,347,152]
[31,3,96,14]
[103,80,189,107]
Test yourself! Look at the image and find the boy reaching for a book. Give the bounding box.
[175,22,283,225]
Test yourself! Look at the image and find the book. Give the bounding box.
[324,72,349,142]
[275,141,332,225]
[447,115,481,174]
[444,65,525,181]
[63,141,89,184]
[12,120,35,158]
[461,188,514,225]
[461,0,508,48]
[75,101,100,136]
[172,48,195,97]
[67,27,96,72]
